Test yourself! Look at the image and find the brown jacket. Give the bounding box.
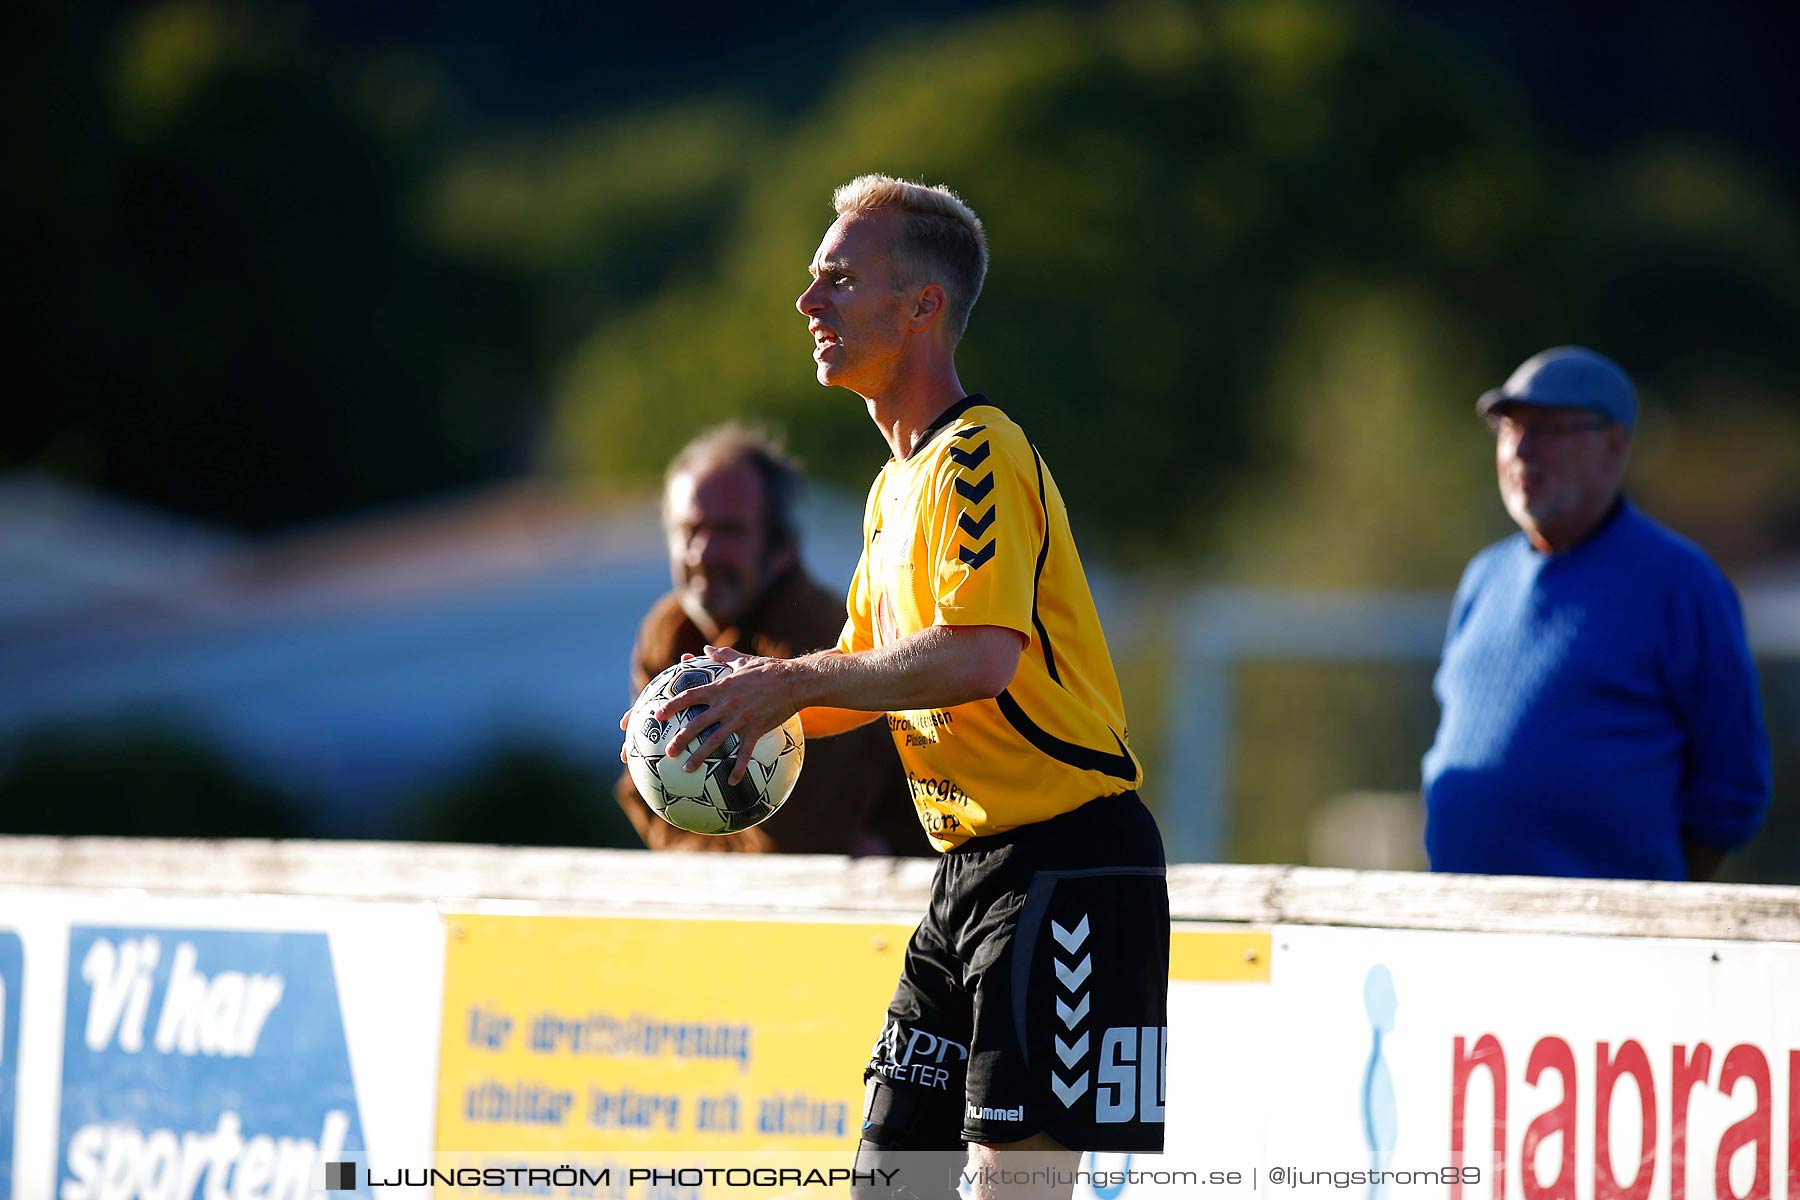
[615,569,926,855]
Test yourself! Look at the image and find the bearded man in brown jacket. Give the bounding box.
[615,424,923,854]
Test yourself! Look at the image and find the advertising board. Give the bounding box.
[1263,925,1800,1199]
[0,893,441,1200]
[434,912,1271,1198]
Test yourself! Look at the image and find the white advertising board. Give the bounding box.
[1264,924,1800,1199]
[0,890,442,1200]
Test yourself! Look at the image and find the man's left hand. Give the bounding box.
[657,645,802,784]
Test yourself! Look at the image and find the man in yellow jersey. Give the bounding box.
[643,175,1168,1199]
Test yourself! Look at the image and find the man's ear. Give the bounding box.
[910,283,946,330]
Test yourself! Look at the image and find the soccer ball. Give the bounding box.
[623,659,805,835]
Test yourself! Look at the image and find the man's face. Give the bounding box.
[1491,403,1631,550]
[795,209,912,394]
[665,460,773,633]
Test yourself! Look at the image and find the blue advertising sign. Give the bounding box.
[59,927,369,1200]
[0,930,22,1200]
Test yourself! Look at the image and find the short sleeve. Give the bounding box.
[926,429,1040,637]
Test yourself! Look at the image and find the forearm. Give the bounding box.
[791,625,1024,714]
[656,625,1024,780]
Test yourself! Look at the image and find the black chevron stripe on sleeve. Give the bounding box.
[950,432,997,571]
[958,541,996,569]
[954,473,994,504]
[958,508,995,538]
[948,441,990,469]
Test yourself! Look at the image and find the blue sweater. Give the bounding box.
[1422,501,1770,880]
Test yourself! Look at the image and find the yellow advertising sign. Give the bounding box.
[436,912,1270,1157]
[436,913,916,1153]
[1170,927,1271,984]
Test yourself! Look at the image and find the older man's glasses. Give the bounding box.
[1485,413,1613,440]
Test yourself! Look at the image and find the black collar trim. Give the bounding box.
[907,393,987,459]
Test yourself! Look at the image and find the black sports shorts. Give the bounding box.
[863,791,1170,1152]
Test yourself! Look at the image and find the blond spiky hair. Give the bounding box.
[832,174,989,343]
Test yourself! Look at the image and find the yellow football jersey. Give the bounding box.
[837,396,1142,850]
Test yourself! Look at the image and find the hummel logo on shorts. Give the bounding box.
[968,1103,1024,1121]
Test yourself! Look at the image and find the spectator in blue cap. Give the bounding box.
[1422,347,1771,880]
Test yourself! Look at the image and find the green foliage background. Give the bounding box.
[5,0,1798,866]
[513,0,1800,580]
[12,0,1797,572]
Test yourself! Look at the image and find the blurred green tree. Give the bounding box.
[546,0,1800,579]
[4,0,539,530]
[402,745,639,850]
[8,0,1798,567]
[0,729,309,838]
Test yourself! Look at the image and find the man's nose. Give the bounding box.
[797,280,824,316]
[1512,429,1551,459]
